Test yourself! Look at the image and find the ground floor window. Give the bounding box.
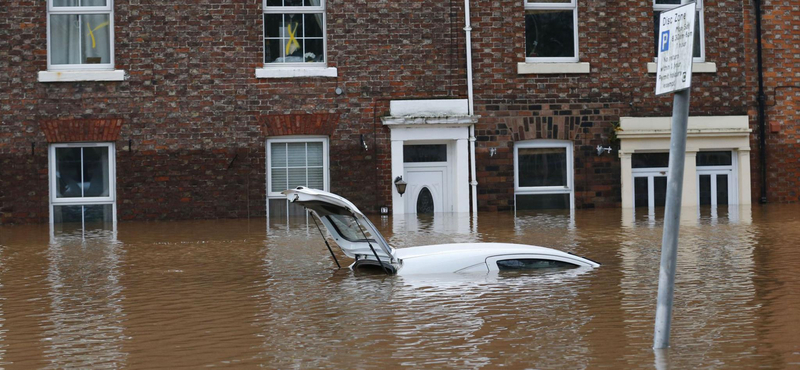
[266,137,329,218]
[631,152,669,209]
[697,151,736,206]
[49,142,116,233]
[514,140,574,211]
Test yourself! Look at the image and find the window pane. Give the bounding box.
[654,0,682,4]
[264,38,282,64]
[304,13,323,37]
[305,39,324,62]
[82,146,110,197]
[56,147,83,198]
[53,205,83,224]
[518,147,567,187]
[697,151,732,166]
[404,145,447,163]
[634,177,649,207]
[654,176,667,207]
[264,14,282,38]
[416,187,435,213]
[285,0,302,5]
[308,168,323,189]
[699,174,711,205]
[271,143,287,167]
[50,14,111,65]
[268,199,287,217]
[288,168,307,189]
[266,0,282,6]
[83,204,114,224]
[53,0,108,6]
[287,143,306,167]
[632,152,670,168]
[307,142,323,166]
[516,194,569,210]
[271,168,288,192]
[525,9,575,58]
[717,174,729,205]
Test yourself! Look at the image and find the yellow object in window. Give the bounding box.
[86,21,109,49]
[285,23,300,56]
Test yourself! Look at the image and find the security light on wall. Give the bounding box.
[394,176,407,197]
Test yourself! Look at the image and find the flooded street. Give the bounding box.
[0,205,799,369]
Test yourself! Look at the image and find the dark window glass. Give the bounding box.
[416,187,434,213]
[404,145,447,163]
[654,176,667,207]
[717,174,729,205]
[654,10,701,58]
[699,174,711,205]
[525,10,575,58]
[518,147,567,187]
[696,151,732,166]
[516,193,569,210]
[634,177,649,207]
[632,153,670,168]
[268,199,306,218]
[496,259,578,271]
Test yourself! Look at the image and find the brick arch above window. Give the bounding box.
[262,113,339,137]
[39,119,124,143]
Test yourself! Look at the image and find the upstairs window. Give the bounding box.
[653,0,704,61]
[263,0,326,66]
[525,0,578,62]
[47,0,114,70]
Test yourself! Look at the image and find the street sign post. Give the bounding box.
[653,2,696,350]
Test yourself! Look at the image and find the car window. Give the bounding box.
[496,259,578,270]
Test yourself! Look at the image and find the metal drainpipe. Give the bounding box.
[755,0,768,204]
[465,0,478,213]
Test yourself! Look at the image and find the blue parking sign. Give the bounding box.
[660,31,670,52]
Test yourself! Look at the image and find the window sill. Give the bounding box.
[255,67,338,78]
[517,62,591,75]
[38,70,127,83]
[647,62,717,74]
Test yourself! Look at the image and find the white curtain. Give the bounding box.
[51,0,111,65]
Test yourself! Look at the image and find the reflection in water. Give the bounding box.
[42,230,127,369]
[0,205,798,368]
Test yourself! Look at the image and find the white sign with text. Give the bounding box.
[656,3,696,95]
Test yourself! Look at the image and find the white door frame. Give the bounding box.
[389,126,470,214]
[631,168,668,209]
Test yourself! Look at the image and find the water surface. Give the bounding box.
[0,205,798,369]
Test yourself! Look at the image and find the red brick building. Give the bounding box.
[0,0,782,226]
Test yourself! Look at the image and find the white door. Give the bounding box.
[405,165,448,214]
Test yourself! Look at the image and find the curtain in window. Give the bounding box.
[51,5,111,65]
[308,0,324,30]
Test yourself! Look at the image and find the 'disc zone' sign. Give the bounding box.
[655,3,696,96]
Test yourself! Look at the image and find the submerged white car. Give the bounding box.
[283,187,600,275]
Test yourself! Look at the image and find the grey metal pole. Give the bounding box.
[653,88,691,349]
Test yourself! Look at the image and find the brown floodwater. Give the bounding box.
[0,204,799,369]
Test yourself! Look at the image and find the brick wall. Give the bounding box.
[470,0,750,211]
[1,0,467,223]
[0,0,759,224]
[744,0,800,203]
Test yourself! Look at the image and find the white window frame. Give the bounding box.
[48,142,117,226]
[653,0,704,62]
[696,150,738,206]
[47,0,115,71]
[632,169,668,209]
[513,140,575,210]
[266,136,330,215]
[524,0,579,63]
[262,0,327,68]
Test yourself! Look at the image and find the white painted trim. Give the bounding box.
[390,99,469,117]
[38,70,126,82]
[255,67,337,78]
[517,62,591,74]
[647,62,716,74]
